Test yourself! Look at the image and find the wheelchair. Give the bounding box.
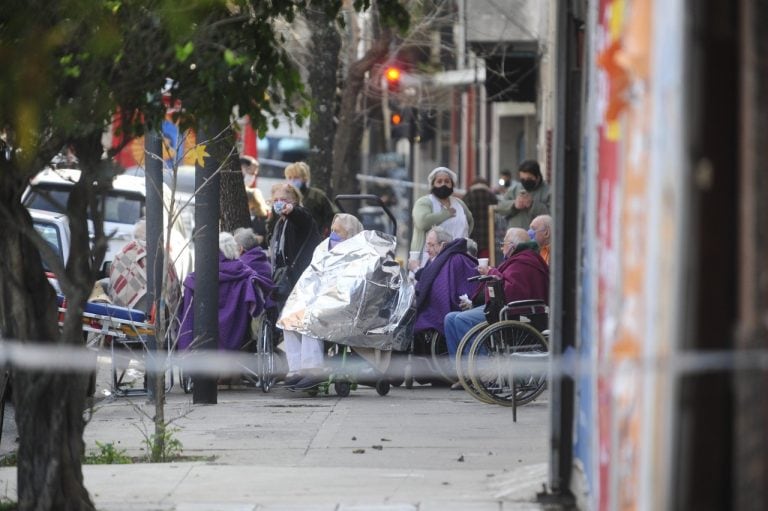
[454,275,549,409]
[179,306,280,394]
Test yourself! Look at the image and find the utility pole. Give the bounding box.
[192,126,220,404]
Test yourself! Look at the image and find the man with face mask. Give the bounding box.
[409,166,474,266]
[442,227,549,376]
[495,160,551,229]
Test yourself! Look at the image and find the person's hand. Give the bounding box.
[282,202,294,215]
[477,265,490,276]
[459,294,473,310]
[515,193,532,209]
[407,259,420,272]
[447,206,457,217]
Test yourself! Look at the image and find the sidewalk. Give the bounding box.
[0,372,550,510]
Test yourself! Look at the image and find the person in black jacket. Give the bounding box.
[267,182,321,307]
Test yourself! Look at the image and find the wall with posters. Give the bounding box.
[572,0,686,509]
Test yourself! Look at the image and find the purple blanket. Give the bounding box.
[414,243,479,335]
[178,252,273,351]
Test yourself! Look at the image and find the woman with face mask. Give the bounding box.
[267,182,322,306]
[279,213,363,390]
[409,166,474,268]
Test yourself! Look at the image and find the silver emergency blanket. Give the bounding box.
[277,230,414,351]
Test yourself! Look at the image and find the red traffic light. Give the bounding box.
[385,66,401,84]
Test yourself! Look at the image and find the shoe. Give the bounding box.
[291,374,325,391]
[283,373,303,387]
[450,381,464,391]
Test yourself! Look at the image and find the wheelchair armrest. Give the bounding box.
[468,274,500,283]
[505,299,546,308]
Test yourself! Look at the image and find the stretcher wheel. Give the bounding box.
[334,381,351,397]
[180,370,193,394]
[375,379,390,396]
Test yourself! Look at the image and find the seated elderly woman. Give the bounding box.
[234,227,271,277]
[412,226,479,337]
[279,213,364,390]
[178,232,273,352]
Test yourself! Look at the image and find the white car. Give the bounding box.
[22,167,193,280]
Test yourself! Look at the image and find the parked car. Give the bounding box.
[22,167,193,280]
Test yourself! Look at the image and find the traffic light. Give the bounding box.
[384,65,401,93]
[390,105,411,141]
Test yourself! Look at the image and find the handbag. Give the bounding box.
[271,230,312,302]
[271,265,293,302]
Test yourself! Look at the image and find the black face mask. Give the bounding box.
[521,179,538,191]
[431,185,453,199]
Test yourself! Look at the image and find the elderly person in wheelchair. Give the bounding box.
[177,232,273,353]
[278,213,365,390]
[413,226,478,335]
[443,227,549,362]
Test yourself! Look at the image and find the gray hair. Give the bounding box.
[219,232,240,260]
[429,225,453,245]
[331,213,364,239]
[505,227,530,249]
[133,219,146,242]
[233,227,259,251]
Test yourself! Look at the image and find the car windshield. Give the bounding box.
[24,184,144,224]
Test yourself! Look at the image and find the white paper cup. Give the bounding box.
[409,251,420,262]
[478,257,489,269]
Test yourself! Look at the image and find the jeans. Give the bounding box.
[444,306,486,357]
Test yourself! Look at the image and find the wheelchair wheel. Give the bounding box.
[334,381,351,397]
[467,320,548,407]
[426,330,455,384]
[375,379,391,396]
[258,314,277,393]
[454,321,494,404]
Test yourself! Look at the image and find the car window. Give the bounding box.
[25,184,145,224]
[259,161,287,180]
[32,221,64,269]
[25,186,70,213]
[104,195,143,224]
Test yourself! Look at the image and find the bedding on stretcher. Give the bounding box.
[277,230,414,351]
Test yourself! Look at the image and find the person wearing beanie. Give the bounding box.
[409,166,474,267]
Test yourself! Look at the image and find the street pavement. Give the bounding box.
[0,360,551,511]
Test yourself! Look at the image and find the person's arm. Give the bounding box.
[494,185,519,217]
[412,196,452,231]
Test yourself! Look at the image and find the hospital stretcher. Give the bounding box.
[57,295,172,396]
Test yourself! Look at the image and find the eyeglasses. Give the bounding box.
[498,239,512,247]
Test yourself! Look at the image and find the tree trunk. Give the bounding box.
[220,170,252,233]
[332,17,392,195]
[306,6,341,196]
[0,197,94,510]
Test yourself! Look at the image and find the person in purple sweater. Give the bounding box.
[413,226,479,336]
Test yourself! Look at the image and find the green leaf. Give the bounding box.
[175,41,194,62]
